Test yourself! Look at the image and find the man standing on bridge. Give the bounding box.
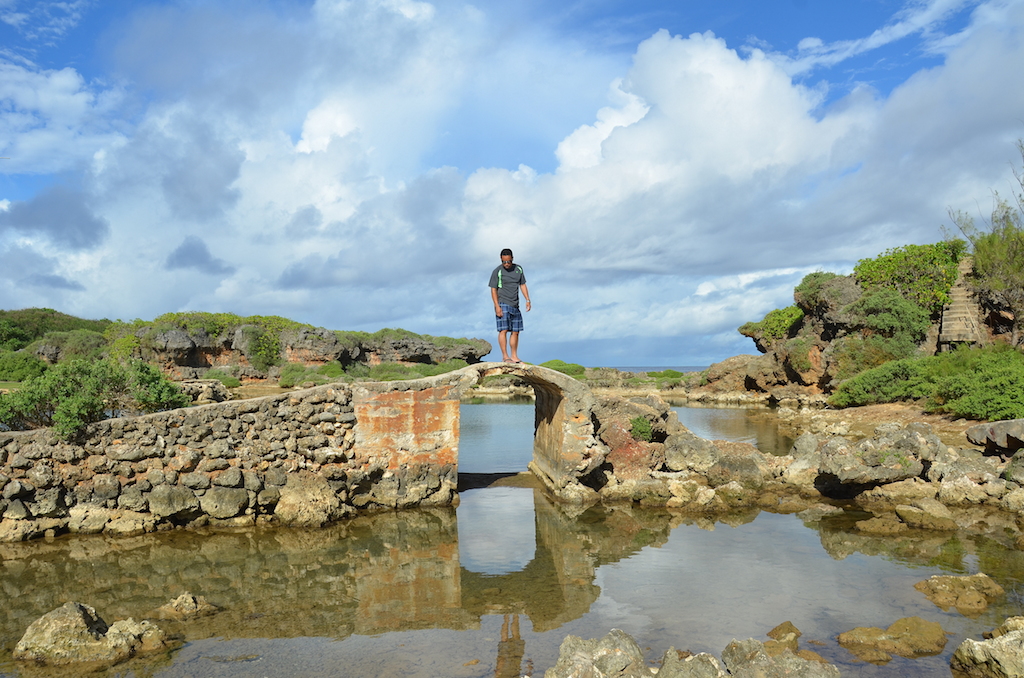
[489,248,531,363]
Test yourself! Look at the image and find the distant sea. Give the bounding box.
[601,366,708,373]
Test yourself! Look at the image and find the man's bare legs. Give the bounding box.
[496,330,521,362]
[497,330,509,361]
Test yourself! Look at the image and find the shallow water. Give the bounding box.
[0,406,1021,677]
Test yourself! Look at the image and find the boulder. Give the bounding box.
[664,433,720,474]
[13,602,169,666]
[178,379,230,403]
[1004,449,1024,485]
[146,485,201,522]
[199,486,250,519]
[928,446,1002,484]
[939,476,989,506]
[698,355,763,393]
[68,505,114,534]
[966,419,1024,454]
[951,629,1024,678]
[781,433,821,487]
[986,617,1024,639]
[721,638,840,677]
[274,472,344,527]
[837,616,946,663]
[657,650,726,678]
[544,629,650,678]
[819,434,924,486]
[914,573,1005,617]
[705,442,768,490]
[861,477,937,503]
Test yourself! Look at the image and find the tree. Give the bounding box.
[951,139,1024,346]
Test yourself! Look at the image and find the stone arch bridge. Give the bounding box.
[355,362,606,503]
[0,363,614,539]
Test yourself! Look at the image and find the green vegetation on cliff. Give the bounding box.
[0,308,112,348]
[830,287,933,380]
[739,305,804,344]
[737,238,968,394]
[853,241,965,314]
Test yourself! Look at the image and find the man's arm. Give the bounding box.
[491,286,503,317]
[520,283,531,311]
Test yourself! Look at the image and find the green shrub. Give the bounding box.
[417,359,469,376]
[831,335,920,382]
[27,329,108,361]
[367,362,422,381]
[540,359,586,378]
[784,337,814,373]
[0,352,47,381]
[103,320,147,361]
[829,358,930,408]
[630,416,653,442]
[278,363,329,388]
[846,287,931,343]
[853,240,965,314]
[929,347,1024,419]
[317,361,345,378]
[793,271,840,312]
[828,287,932,381]
[648,369,684,389]
[739,305,804,343]
[204,369,241,389]
[829,345,1024,420]
[0,358,189,440]
[0,320,32,352]
[0,308,112,342]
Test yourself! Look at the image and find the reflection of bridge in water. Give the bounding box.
[0,489,677,657]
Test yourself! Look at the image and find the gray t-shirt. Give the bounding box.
[489,264,526,307]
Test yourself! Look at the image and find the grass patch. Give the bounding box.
[540,359,586,378]
[204,369,241,389]
[630,416,653,442]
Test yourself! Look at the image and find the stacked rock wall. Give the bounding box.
[0,376,464,541]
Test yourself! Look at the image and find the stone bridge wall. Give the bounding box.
[0,364,603,542]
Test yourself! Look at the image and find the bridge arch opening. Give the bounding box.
[454,363,604,501]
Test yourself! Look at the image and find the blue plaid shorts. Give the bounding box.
[496,303,524,332]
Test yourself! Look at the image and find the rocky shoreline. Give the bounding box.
[7,371,1024,676]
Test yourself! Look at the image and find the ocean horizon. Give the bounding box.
[599,365,708,373]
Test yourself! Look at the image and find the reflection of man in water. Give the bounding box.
[494,614,526,678]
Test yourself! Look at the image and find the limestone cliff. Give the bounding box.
[707,258,1000,397]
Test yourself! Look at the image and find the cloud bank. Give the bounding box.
[1,0,1023,365]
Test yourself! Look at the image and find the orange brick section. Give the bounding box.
[353,386,460,471]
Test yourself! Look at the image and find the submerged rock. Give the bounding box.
[153,592,220,620]
[914,573,1005,617]
[837,616,946,663]
[13,602,169,666]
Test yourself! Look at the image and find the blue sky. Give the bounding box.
[1,0,1022,367]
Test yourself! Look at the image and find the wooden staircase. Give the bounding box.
[938,257,984,349]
